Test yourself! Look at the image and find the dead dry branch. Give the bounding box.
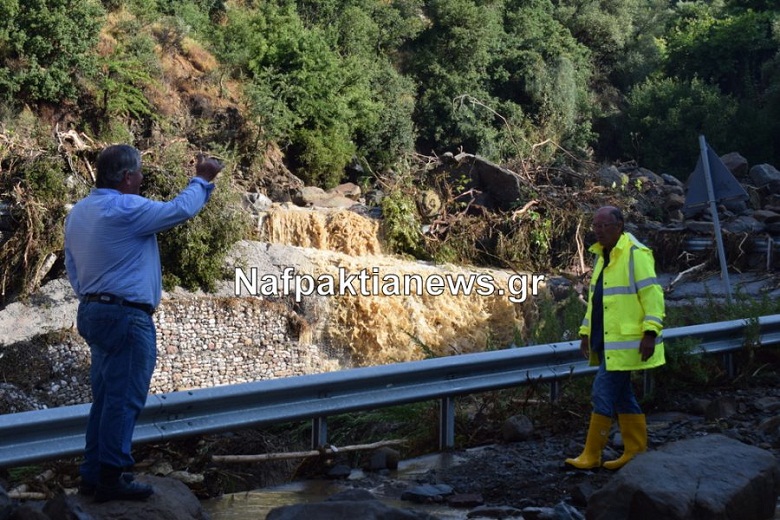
[211,439,406,464]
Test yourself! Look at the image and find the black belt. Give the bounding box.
[84,293,155,315]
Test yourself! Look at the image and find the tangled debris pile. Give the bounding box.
[253,150,780,280]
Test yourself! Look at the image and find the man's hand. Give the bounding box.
[579,336,590,359]
[195,153,224,183]
[639,334,656,362]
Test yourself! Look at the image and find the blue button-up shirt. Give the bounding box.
[64,177,214,308]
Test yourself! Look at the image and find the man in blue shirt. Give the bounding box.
[64,144,223,502]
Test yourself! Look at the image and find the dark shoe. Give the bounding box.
[79,472,135,496]
[94,477,153,503]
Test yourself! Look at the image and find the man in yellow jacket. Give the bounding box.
[565,205,665,470]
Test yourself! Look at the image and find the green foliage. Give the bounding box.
[724,0,779,9]
[96,51,158,123]
[74,18,162,139]
[289,125,356,188]
[653,337,722,397]
[500,0,595,157]
[496,214,548,269]
[213,1,411,186]
[623,76,738,178]
[379,184,428,259]
[0,0,105,104]
[652,291,780,395]
[409,0,597,163]
[555,0,640,60]
[0,0,776,196]
[100,0,158,13]
[666,290,780,328]
[660,6,780,165]
[665,8,777,98]
[410,0,505,157]
[157,0,225,21]
[353,60,417,172]
[326,402,439,457]
[526,292,585,345]
[140,142,251,292]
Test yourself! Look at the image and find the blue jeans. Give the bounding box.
[76,302,156,483]
[592,352,642,417]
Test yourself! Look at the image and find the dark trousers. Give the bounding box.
[76,302,156,483]
[591,352,642,417]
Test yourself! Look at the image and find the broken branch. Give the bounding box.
[211,439,406,464]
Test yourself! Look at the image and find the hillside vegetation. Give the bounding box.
[0,0,778,302]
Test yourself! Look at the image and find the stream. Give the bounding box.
[201,452,471,519]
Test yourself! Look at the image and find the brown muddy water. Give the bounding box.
[201,452,471,519]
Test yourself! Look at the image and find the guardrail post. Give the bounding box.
[723,352,735,379]
[311,417,328,449]
[642,370,653,397]
[439,397,455,451]
[549,380,560,402]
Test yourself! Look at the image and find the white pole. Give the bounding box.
[699,135,733,303]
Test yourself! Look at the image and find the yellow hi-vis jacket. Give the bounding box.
[579,232,666,371]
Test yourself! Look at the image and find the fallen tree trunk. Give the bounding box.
[211,439,406,464]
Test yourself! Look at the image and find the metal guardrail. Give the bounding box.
[2,314,780,468]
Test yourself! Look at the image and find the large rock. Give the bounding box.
[721,152,749,178]
[446,153,530,211]
[0,278,79,347]
[292,187,358,209]
[587,435,780,520]
[597,165,627,189]
[749,164,780,187]
[0,477,209,520]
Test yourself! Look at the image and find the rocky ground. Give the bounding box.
[190,365,780,519]
[329,367,780,517]
[2,360,779,520]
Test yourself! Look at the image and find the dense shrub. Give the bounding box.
[623,76,738,178]
[136,142,252,292]
[0,0,105,104]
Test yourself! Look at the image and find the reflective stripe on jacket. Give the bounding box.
[578,232,666,371]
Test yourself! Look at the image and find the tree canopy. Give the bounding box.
[1,0,777,178]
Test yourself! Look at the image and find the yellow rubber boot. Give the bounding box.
[603,413,647,470]
[565,413,612,469]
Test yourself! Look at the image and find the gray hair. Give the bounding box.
[96,145,141,189]
[607,207,624,223]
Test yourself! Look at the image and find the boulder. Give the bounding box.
[0,477,208,520]
[502,414,534,442]
[721,152,749,178]
[328,183,362,200]
[587,435,779,520]
[367,447,400,471]
[723,215,765,234]
[751,210,780,223]
[749,164,780,187]
[704,396,739,421]
[628,167,664,186]
[661,173,684,187]
[292,187,358,209]
[663,193,685,212]
[460,154,528,211]
[597,165,627,189]
[56,476,210,520]
[400,483,453,504]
